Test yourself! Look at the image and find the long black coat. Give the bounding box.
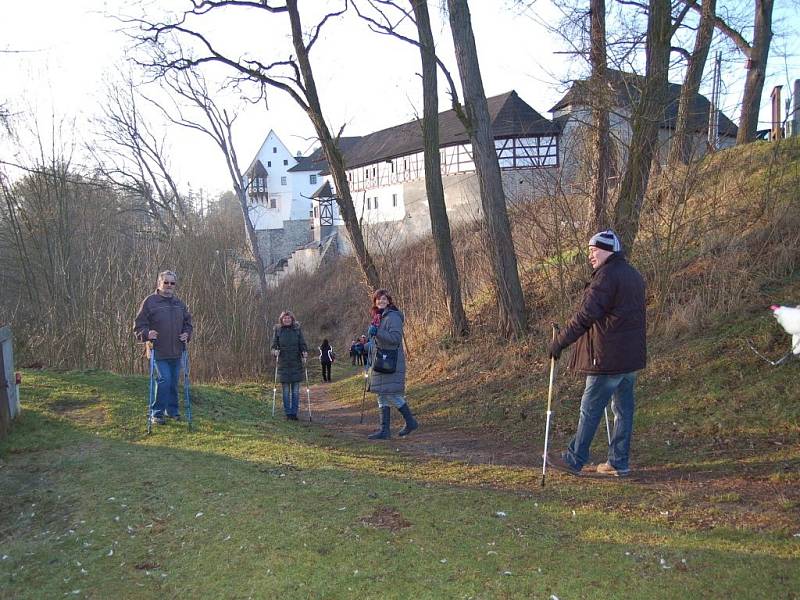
[271,323,308,383]
[556,253,647,375]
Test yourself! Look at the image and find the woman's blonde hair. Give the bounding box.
[278,310,295,325]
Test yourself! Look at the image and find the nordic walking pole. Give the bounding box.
[359,368,368,424]
[541,324,559,487]
[603,406,612,446]
[304,358,312,422]
[146,341,156,435]
[271,350,280,417]
[182,342,193,432]
[360,341,376,424]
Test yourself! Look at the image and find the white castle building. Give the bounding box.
[244,77,737,285]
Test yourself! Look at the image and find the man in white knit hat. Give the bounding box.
[546,230,647,477]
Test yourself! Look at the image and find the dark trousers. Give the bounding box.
[321,362,332,382]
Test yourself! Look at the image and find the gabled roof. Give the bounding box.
[550,69,737,137]
[330,91,558,171]
[310,181,334,199]
[287,137,362,173]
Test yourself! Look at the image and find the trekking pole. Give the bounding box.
[271,350,280,417]
[304,358,312,422]
[604,406,611,446]
[146,341,156,435]
[182,342,193,432]
[360,342,376,424]
[541,324,559,487]
[359,368,368,424]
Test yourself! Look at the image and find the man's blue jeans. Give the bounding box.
[282,382,300,416]
[153,358,181,418]
[564,372,637,471]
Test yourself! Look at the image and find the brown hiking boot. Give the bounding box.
[596,462,630,477]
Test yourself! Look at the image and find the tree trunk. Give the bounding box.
[737,0,774,144]
[669,0,716,165]
[589,0,610,230]
[613,0,672,251]
[286,0,380,290]
[410,0,469,338]
[446,0,527,338]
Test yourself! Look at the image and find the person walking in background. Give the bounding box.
[354,337,364,366]
[319,339,335,382]
[349,339,358,365]
[270,310,308,421]
[366,288,418,440]
[134,270,193,425]
[546,230,647,477]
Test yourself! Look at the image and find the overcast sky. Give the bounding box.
[2,0,799,198]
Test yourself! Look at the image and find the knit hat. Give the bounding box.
[588,230,622,252]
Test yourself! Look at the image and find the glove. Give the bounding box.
[271,349,279,357]
[368,325,378,337]
[548,340,562,360]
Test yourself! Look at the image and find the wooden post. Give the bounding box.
[770,85,783,141]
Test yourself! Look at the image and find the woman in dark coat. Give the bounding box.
[366,289,418,440]
[318,339,335,382]
[270,310,308,420]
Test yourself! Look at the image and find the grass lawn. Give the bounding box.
[1,361,798,600]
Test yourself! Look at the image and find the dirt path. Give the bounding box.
[308,383,583,470]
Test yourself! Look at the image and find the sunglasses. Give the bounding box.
[162,281,177,286]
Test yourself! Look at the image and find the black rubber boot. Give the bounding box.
[368,406,391,440]
[397,403,418,437]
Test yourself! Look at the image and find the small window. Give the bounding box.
[392,193,397,207]
[283,159,288,166]
[367,198,371,210]
[281,176,287,186]
[272,147,277,153]
[270,198,277,209]
[310,174,317,185]
[267,161,271,167]
[372,167,376,177]
[374,197,379,209]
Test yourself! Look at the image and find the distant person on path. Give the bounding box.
[366,289,418,440]
[270,310,308,421]
[546,230,646,477]
[133,270,193,425]
[359,334,369,366]
[349,339,358,365]
[354,337,364,366]
[319,339,335,382]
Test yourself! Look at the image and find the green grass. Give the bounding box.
[1,363,798,599]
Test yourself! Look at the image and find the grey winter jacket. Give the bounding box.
[368,307,406,394]
[133,292,193,360]
[271,323,308,383]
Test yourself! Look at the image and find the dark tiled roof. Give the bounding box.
[287,137,362,172]
[550,69,737,137]
[332,91,558,171]
[310,181,333,199]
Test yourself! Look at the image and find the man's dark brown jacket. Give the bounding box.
[556,253,646,375]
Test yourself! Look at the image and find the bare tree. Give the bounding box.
[589,0,611,229]
[669,0,716,165]
[353,0,469,337]
[95,80,191,234]
[130,0,381,290]
[147,68,271,321]
[699,0,775,144]
[446,0,528,338]
[612,0,673,250]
